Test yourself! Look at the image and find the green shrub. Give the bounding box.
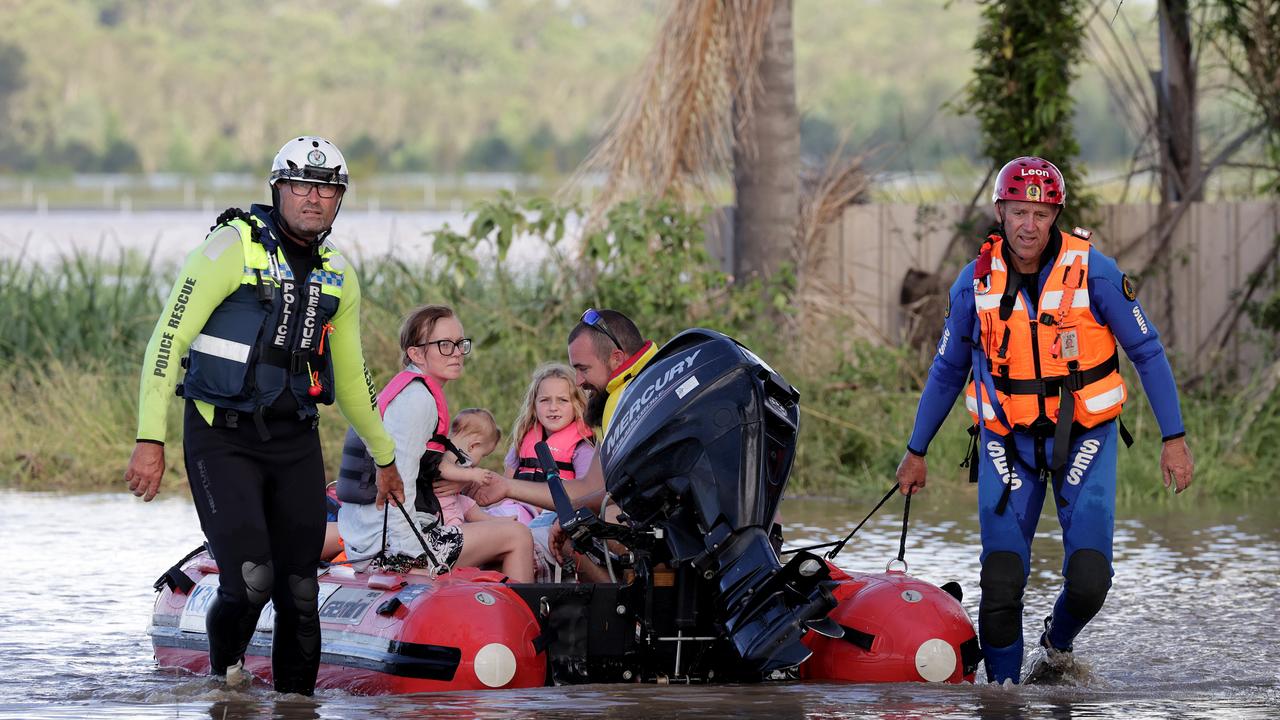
[2,196,1276,502]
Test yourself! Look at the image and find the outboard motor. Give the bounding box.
[598,328,839,674]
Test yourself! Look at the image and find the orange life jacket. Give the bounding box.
[514,423,592,482]
[965,231,1126,446]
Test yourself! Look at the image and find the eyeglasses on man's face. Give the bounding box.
[581,308,622,351]
[418,338,473,356]
[285,181,342,199]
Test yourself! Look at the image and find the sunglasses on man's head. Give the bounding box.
[581,308,622,351]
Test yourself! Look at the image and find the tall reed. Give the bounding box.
[0,247,167,369]
[2,204,1276,501]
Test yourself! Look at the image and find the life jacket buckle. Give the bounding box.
[253,269,271,303]
[960,424,980,483]
[1063,361,1085,392]
[1063,372,1085,393]
[998,294,1016,322]
[1029,416,1056,438]
[289,350,309,375]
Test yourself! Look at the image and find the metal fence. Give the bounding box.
[815,201,1280,376]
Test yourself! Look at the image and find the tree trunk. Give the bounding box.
[1154,0,1201,202]
[732,0,799,283]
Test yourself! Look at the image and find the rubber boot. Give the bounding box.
[205,590,260,677]
[1047,596,1087,651]
[982,638,1024,684]
[1026,616,1078,685]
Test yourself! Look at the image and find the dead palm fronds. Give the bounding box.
[790,141,876,370]
[795,142,871,286]
[565,0,777,222]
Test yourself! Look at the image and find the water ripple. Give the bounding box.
[1,490,1277,718]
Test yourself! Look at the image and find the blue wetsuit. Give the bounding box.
[906,228,1185,682]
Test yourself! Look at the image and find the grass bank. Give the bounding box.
[2,202,1276,502]
[4,340,1274,503]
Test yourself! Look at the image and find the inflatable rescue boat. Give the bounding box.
[149,329,980,692]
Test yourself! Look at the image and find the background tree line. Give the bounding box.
[0,0,1153,177]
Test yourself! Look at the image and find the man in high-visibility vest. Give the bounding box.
[896,156,1194,684]
[125,136,404,694]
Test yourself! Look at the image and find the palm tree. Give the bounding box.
[571,0,798,283]
[731,0,799,284]
[1155,0,1201,202]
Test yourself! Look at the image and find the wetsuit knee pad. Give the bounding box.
[1063,549,1111,621]
[979,551,1026,648]
[241,561,274,607]
[286,574,320,613]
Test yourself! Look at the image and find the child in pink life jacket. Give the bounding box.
[496,363,595,524]
[337,304,532,582]
[437,408,505,526]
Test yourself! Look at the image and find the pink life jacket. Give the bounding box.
[514,422,592,482]
[379,369,450,453]
[335,368,452,506]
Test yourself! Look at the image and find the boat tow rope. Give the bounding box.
[326,497,450,572]
[386,497,445,573]
[780,479,911,566]
[152,544,209,594]
[893,492,911,569]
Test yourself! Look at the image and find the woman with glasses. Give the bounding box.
[337,304,534,582]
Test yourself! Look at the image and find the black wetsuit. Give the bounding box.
[183,232,327,695]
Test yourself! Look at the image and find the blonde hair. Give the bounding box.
[398,304,455,367]
[509,363,592,456]
[452,407,501,446]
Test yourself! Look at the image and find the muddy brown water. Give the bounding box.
[1,489,1277,719]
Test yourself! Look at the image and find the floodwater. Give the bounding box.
[0,209,556,266]
[1,489,1276,719]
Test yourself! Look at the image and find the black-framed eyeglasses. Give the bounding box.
[285,181,341,199]
[581,308,622,351]
[417,338,472,356]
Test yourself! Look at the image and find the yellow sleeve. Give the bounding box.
[135,226,245,443]
[328,264,396,466]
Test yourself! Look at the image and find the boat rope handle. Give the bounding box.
[391,496,444,573]
[782,477,913,565]
[779,479,900,560]
[379,502,389,562]
[897,492,911,565]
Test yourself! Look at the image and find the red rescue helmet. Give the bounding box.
[991,156,1066,207]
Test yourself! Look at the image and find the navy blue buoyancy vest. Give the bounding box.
[180,204,346,418]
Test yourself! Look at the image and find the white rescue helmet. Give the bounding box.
[269,136,349,189]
